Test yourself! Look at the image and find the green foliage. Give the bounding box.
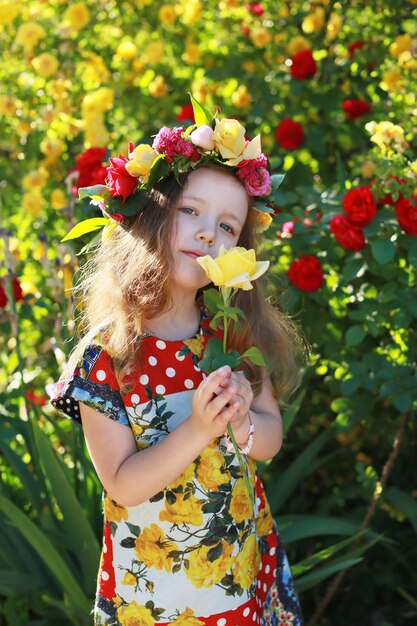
[1,0,417,624]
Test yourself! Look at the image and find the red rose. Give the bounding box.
[0,277,24,308]
[245,2,264,15]
[75,147,108,188]
[342,186,377,227]
[288,255,324,291]
[330,214,366,251]
[176,104,195,123]
[290,49,317,80]
[395,197,417,236]
[76,147,107,170]
[348,41,364,58]
[275,118,304,150]
[106,155,138,201]
[342,98,371,120]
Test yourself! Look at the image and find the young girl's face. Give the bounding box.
[170,167,249,297]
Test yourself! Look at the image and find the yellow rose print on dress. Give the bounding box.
[232,534,260,589]
[159,492,204,526]
[103,496,128,523]
[116,600,154,626]
[172,607,205,625]
[122,571,137,586]
[229,478,253,523]
[196,245,269,291]
[256,503,274,538]
[183,333,205,357]
[196,447,230,492]
[168,462,196,490]
[135,523,178,572]
[186,541,233,588]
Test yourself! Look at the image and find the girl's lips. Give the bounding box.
[183,250,205,259]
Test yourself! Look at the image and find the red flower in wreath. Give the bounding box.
[288,256,324,291]
[290,49,317,80]
[106,155,138,201]
[395,197,417,236]
[342,99,372,120]
[275,119,304,150]
[330,215,366,251]
[342,186,377,227]
[75,147,107,188]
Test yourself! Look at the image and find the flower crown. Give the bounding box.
[64,95,284,243]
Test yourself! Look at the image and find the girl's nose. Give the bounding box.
[195,226,215,246]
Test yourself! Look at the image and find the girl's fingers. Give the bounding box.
[208,384,238,416]
[198,366,231,404]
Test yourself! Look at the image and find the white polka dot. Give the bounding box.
[148,356,157,366]
[175,351,185,361]
[194,365,201,371]
[259,561,263,571]
[184,379,194,389]
[252,611,257,622]
[265,564,270,574]
[243,608,250,617]
[131,394,140,404]
[103,541,107,553]
[202,372,207,379]
[101,571,109,581]
[263,583,267,592]
[166,367,176,378]
[139,374,149,385]
[256,497,261,507]
[96,369,106,381]
[217,619,226,626]
[156,385,166,395]
[156,340,166,350]
[269,547,276,556]
[257,579,261,589]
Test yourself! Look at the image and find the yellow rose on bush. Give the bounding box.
[186,541,233,588]
[16,22,45,51]
[126,144,158,181]
[197,447,230,491]
[32,53,59,78]
[149,75,168,98]
[182,42,201,65]
[146,41,165,64]
[63,3,90,31]
[389,34,413,57]
[287,36,311,57]
[196,245,269,291]
[50,189,67,210]
[159,5,176,25]
[0,1,19,25]
[231,85,251,109]
[380,69,403,92]
[229,477,253,523]
[116,40,138,61]
[135,523,178,572]
[116,601,154,626]
[0,95,17,116]
[250,27,272,48]
[232,534,260,589]
[302,8,325,33]
[23,192,45,216]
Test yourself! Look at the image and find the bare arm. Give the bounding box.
[79,365,238,507]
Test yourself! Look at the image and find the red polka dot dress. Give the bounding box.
[52,310,303,626]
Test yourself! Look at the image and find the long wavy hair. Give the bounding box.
[70,165,306,401]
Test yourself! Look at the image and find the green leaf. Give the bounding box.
[371,239,396,265]
[188,92,214,126]
[61,218,107,242]
[385,487,417,534]
[278,515,360,544]
[147,154,170,189]
[270,173,285,192]
[78,184,108,200]
[203,288,222,314]
[241,346,269,368]
[393,392,412,412]
[345,325,366,346]
[295,557,363,591]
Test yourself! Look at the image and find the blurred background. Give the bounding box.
[0,1,416,624]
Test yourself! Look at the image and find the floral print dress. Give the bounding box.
[51,310,303,626]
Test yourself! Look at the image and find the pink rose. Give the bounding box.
[190,125,215,150]
[244,167,271,197]
[106,155,138,201]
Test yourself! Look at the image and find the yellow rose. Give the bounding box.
[287,36,311,57]
[122,571,136,586]
[116,601,154,626]
[326,13,342,41]
[182,42,201,65]
[149,75,168,98]
[231,85,251,109]
[135,523,178,572]
[159,491,203,526]
[126,144,158,181]
[186,541,233,588]
[302,8,325,33]
[380,69,403,92]
[172,607,205,625]
[117,40,138,60]
[232,534,260,589]
[196,245,270,291]
[197,448,230,491]
[250,27,272,48]
[51,189,67,210]
[360,161,377,179]
[23,192,45,216]
[389,34,413,58]
[0,95,17,116]
[182,0,202,25]
[85,120,109,148]
[16,22,45,51]
[63,3,90,31]
[252,210,273,232]
[0,1,19,25]
[159,5,176,25]
[103,496,128,523]
[229,477,253,523]
[40,137,65,160]
[32,53,59,78]
[168,462,196,490]
[146,41,165,64]
[211,118,246,162]
[23,169,49,191]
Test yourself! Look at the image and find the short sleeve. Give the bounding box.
[50,343,129,427]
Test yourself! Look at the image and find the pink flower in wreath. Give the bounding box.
[244,167,271,197]
[152,126,200,162]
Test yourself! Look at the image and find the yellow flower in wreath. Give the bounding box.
[159,492,203,526]
[135,523,178,572]
[232,534,260,589]
[116,601,154,626]
[172,607,205,625]
[103,496,128,523]
[186,541,233,588]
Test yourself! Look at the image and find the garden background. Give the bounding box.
[1,1,416,624]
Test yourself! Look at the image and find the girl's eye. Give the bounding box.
[181,207,196,215]
[221,223,234,235]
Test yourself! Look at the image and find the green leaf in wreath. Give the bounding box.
[188,91,214,126]
[148,154,170,189]
[78,184,108,201]
[61,218,107,242]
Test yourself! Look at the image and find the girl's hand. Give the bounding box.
[215,371,254,435]
[189,365,240,441]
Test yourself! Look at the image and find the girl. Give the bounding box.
[52,111,304,626]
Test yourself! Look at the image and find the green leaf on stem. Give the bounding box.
[241,346,270,368]
[188,92,214,126]
[203,288,222,314]
[78,185,108,200]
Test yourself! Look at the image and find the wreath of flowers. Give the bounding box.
[64,95,284,243]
